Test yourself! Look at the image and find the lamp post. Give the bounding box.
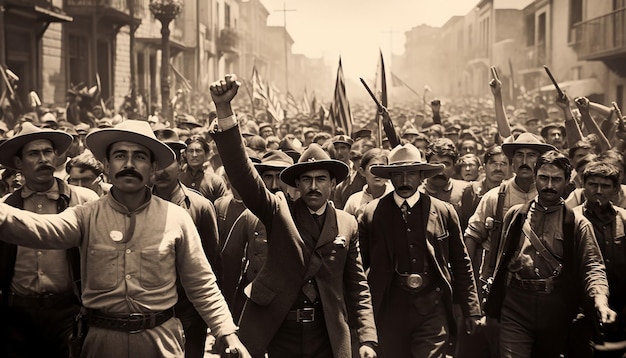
[149,0,182,127]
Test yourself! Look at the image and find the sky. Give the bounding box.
[259,0,478,80]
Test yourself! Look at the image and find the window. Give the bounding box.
[68,35,89,89]
[225,3,231,28]
[526,14,535,46]
[569,0,583,42]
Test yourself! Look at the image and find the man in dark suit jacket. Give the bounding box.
[359,143,482,358]
[209,75,378,358]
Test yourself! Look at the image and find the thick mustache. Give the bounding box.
[306,190,322,196]
[518,165,532,171]
[397,186,413,192]
[36,164,55,171]
[491,170,505,176]
[541,188,558,194]
[116,169,143,180]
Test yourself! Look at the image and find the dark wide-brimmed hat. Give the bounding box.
[279,143,349,187]
[501,132,557,159]
[86,120,176,169]
[0,122,73,169]
[255,150,294,173]
[154,127,187,153]
[369,143,444,179]
[540,123,566,139]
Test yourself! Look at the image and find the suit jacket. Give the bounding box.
[359,193,481,331]
[212,125,377,357]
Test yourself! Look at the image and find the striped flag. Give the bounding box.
[331,58,353,135]
[286,91,299,117]
[266,82,284,123]
[170,63,192,93]
[300,87,311,116]
[251,65,267,108]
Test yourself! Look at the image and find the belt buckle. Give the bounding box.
[127,313,146,334]
[297,308,315,323]
[406,274,423,289]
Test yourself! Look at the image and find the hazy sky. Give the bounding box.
[260,0,477,80]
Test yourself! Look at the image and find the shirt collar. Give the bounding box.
[21,180,60,200]
[308,202,328,216]
[393,190,420,208]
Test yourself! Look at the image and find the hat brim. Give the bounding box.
[0,131,73,169]
[254,162,290,173]
[369,163,444,179]
[164,141,187,152]
[86,128,176,169]
[280,160,349,187]
[501,143,557,159]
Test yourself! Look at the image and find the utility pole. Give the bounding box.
[275,2,295,95]
[380,27,402,71]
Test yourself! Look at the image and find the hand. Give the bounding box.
[359,344,377,358]
[430,99,441,113]
[595,296,617,325]
[220,333,251,358]
[489,77,502,96]
[210,74,240,105]
[574,96,590,114]
[555,93,571,110]
[464,315,484,335]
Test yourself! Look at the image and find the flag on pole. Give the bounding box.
[170,63,192,93]
[251,65,268,106]
[301,87,311,116]
[331,57,353,135]
[266,82,284,123]
[375,49,388,107]
[309,91,317,120]
[390,71,422,99]
[287,91,299,117]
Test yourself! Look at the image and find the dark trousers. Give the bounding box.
[0,301,80,358]
[377,285,449,358]
[455,309,500,358]
[500,285,573,358]
[267,315,332,358]
[176,298,209,358]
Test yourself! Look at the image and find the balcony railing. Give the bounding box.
[218,27,239,54]
[573,7,626,60]
[65,0,144,17]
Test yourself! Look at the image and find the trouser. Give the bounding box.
[500,285,573,358]
[377,284,449,358]
[267,309,332,358]
[176,299,209,358]
[0,298,80,358]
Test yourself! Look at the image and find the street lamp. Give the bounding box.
[149,0,182,127]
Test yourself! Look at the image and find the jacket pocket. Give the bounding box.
[249,281,275,306]
[87,249,120,290]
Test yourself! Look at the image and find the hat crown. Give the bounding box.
[115,120,158,139]
[298,143,331,163]
[260,150,294,166]
[387,143,426,166]
[511,132,547,145]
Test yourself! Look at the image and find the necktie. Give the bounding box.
[312,213,324,230]
[302,279,318,303]
[401,201,410,223]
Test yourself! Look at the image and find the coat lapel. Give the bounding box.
[302,203,339,280]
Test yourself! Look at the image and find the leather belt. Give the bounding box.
[285,307,323,323]
[87,307,175,333]
[7,292,78,309]
[393,272,432,292]
[509,275,560,294]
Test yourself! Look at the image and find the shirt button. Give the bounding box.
[191,183,196,187]
[407,228,411,232]
[126,249,132,254]
[606,259,611,263]
[409,244,414,249]
[36,204,42,209]
[125,274,131,280]
[435,287,441,292]
[411,258,417,263]
[37,251,43,256]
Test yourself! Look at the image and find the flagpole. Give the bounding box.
[242,79,255,119]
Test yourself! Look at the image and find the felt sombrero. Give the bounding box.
[0,122,73,169]
[255,150,294,173]
[501,132,557,159]
[280,143,349,187]
[86,120,176,169]
[369,143,444,179]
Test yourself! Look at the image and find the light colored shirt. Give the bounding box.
[565,184,626,209]
[343,182,394,219]
[465,177,537,251]
[0,190,237,338]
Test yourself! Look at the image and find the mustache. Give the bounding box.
[306,190,322,196]
[517,164,532,171]
[432,173,447,180]
[36,164,55,172]
[541,188,558,194]
[116,169,143,181]
[491,170,505,176]
[397,185,413,192]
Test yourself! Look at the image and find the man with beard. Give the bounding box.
[460,133,556,358]
[209,75,378,358]
[0,122,100,357]
[0,120,249,357]
[152,128,222,358]
[359,143,482,357]
[485,151,616,357]
[421,137,469,214]
[571,161,626,356]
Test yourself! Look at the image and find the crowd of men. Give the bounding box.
[0,70,623,358]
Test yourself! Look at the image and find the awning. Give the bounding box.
[136,37,190,56]
[537,78,604,98]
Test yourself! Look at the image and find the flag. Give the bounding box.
[266,82,284,122]
[331,57,353,135]
[390,71,422,99]
[301,87,311,116]
[309,91,317,120]
[170,63,192,93]
[251,65,267,108]
[286,91,299,117]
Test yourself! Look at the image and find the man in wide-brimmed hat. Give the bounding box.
[360,143,482,358]
[461,131,556,356]
[540,123,567,150]
[0,120,249,357]
[0,122,100,357]
[209,74,377,358]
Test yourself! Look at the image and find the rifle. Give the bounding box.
[359,78,400,148]
[543,65,565,100]
[612,101,625,132]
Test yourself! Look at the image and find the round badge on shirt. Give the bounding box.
[110,230,123,242]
